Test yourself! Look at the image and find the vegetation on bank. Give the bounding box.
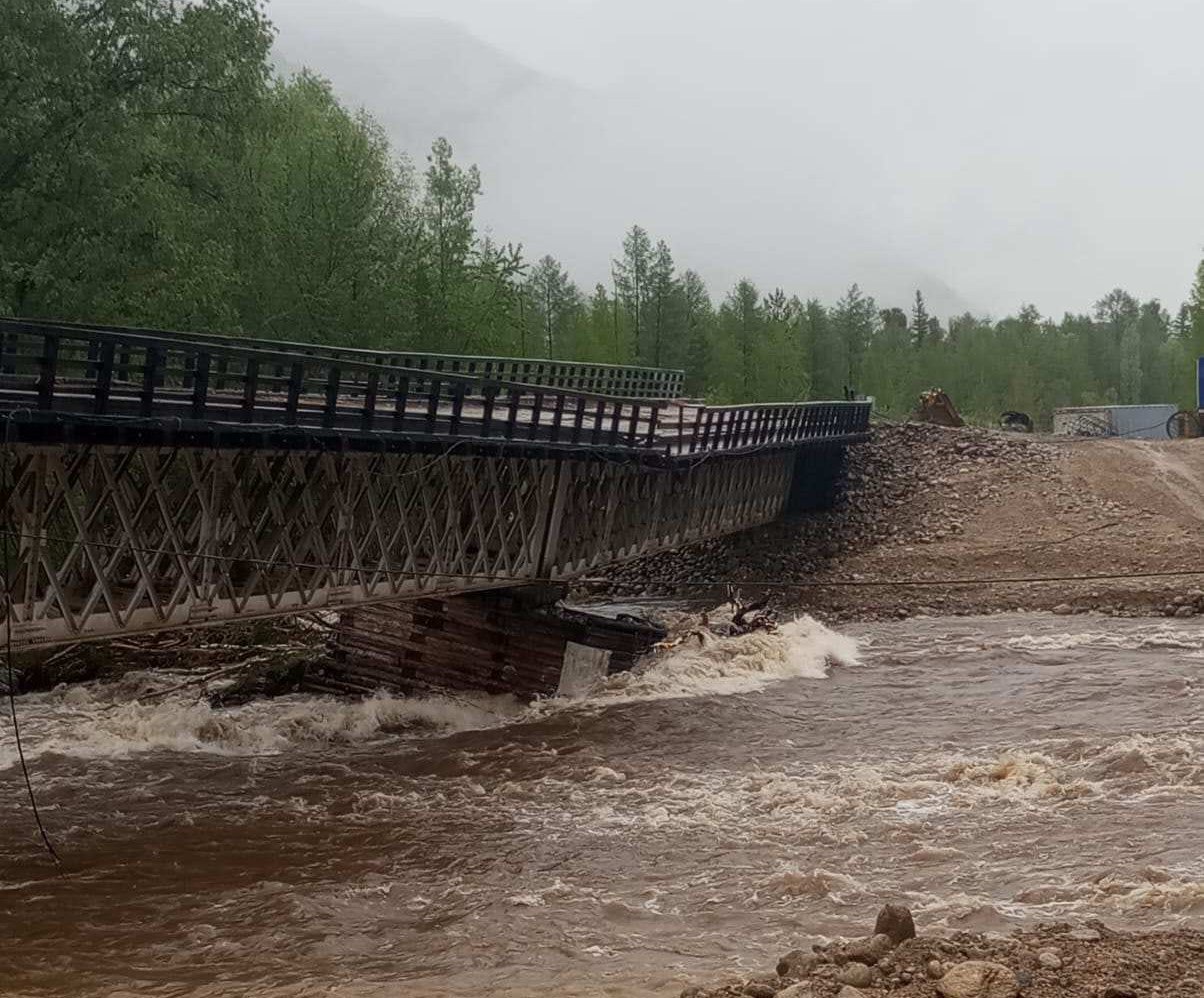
[5,0,1204,426]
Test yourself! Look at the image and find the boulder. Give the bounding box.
[844,933,893,966]
[873,903,917,945]
[742,985,776,998]
[936,961,1019,998]
[838,963,874,988]
[1066,928,1101,942]
[1036,949,1062,970]
[1102,989,1136,998]
[776,949,818,979]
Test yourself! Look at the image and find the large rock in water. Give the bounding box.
[873,903,917,945]
[936,961,1020,998]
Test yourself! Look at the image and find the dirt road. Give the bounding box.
[593,423,1204,620]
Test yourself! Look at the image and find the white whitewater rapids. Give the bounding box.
[0,615,859,766]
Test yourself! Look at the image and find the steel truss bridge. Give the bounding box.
[0,317,870,648]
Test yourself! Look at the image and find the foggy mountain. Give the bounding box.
[268,0,980,318]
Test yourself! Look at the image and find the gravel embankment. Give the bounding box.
[585,422,1204,620]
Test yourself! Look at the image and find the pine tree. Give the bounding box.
[801,299,843,399]
[613,225,652,363]
[526,255,581,358]
[580,283,616,362]
[718,279,762,399]
[647,239,679,368]
[679,269,713,397]
[911,290,931,349]
[419,137,482,350]
[831,283,877,393]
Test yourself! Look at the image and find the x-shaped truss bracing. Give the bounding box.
[0,445,796,647]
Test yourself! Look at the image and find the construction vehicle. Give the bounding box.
[912,389,964,428]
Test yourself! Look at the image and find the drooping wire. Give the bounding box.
[2,418,62,867]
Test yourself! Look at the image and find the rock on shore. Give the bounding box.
[679,903,1204,998]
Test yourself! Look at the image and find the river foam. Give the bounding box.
[571,615,860,703]
[0,615,857,767]
[0,690,525,768]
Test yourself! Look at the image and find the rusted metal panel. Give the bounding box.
[311,587,665,699]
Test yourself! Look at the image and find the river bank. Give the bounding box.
[586,422,1204,621]
[683,904,1204,998]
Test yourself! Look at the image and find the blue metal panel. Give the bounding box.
[1197,357,1204,410]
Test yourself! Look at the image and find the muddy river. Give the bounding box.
[0,613,1200,997]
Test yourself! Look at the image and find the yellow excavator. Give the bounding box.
[912,388,964,427]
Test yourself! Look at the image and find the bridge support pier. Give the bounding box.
[310,585,666,700]
[784,442,849,514]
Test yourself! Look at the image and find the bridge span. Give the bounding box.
[0,317,869,650]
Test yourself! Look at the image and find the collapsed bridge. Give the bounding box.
[0,317,869,688]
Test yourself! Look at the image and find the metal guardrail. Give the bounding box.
[26,318,687,400]
[0,318,870,459]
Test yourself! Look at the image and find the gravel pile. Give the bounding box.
[588,422,1058,602]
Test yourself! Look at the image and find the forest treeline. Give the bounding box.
[5,0,1204,426]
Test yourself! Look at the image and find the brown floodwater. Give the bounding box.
[0,613,1201,997]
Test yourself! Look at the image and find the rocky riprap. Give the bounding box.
[680,904,1204,998]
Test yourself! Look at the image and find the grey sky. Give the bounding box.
[272,0,1204,318]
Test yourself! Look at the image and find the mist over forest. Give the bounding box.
[4,0,1204,424]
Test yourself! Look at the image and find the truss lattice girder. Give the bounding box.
[0,445,795,647]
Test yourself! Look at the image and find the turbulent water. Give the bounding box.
[0,613,1201,997]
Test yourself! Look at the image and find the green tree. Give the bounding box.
[800,299,842,399]
[831,283,877,393]
[716,279,762,399]
[0,0,272,321]
[679,269,713,396]
[761,288,806,400]
[415,137,481,350]
[613,225,652,363]
[911,290,931,349]
[526,255,581,358]
[647,239,680,368]
[230,73,417,345]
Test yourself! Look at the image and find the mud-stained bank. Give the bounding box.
[0,613,1200,997]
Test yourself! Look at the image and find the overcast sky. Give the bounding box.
[276,0,1204,317]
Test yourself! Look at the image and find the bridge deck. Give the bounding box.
[0,318,868,460]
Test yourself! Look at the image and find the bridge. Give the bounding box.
[0,317,870,653]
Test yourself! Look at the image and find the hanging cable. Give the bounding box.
[2,417,62,867]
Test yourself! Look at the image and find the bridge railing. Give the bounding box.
[17,318,686,400]
[0,318,674,450]
[0,318,869,457]
[670,401,870,454]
